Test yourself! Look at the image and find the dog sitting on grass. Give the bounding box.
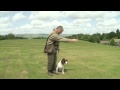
[56,58,68,74]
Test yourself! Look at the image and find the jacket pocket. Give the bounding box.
[46,44,55,54]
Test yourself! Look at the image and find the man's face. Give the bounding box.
[57,29,63,34]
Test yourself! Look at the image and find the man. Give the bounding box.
[45,26,78,76]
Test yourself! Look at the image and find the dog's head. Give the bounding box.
[61,58,68,65]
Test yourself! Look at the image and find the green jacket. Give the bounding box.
[47,30,71,50]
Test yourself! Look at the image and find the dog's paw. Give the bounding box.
[62,72,65,74]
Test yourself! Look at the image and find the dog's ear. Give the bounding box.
[61,59,65,64]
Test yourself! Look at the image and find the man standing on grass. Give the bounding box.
[44,26,78,76]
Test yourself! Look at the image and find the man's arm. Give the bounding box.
[50,34,78,42]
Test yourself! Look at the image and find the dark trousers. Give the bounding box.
[47,52,57,72]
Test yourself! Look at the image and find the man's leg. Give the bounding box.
[47,53,54,76]
[52,53,57,73]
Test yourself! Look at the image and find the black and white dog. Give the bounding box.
[56,58,68,74]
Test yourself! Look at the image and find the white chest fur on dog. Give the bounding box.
[56,58,68,74]
[57,61,64,68]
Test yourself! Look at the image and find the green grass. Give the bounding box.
[1,39,120,79]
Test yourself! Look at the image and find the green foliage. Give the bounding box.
[1,29,120,47]
[66,29,120,46]
[116,29,120,39]
[102,33,109,40]
[0,35,5,40]
[33,37,46,39]
[5,33,16,39]
[96,36,100,43]
[15,36,27,39]
[110,38,116,46]
[108,32,116,39]
[0,33,47,40]
[88,36,95,42]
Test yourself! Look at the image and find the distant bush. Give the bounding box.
[0,35,5,40]
[32,37,47,39]
[0,33,27,40]
[110,38,116,46]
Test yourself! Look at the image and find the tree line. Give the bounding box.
[0,33,27,40]
[1,29,120,45]
[0,33,47,40]
[66,29,120,44]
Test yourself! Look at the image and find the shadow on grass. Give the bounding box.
[64,68,75,72]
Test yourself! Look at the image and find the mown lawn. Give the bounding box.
[0,39,120,79]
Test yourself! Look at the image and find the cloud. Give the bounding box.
[20,24,32,29]
[103,18,117,26]
[64,11,105,19]
[29,11,62,20]
[86,23,92,27]
[0,23,11,28]
[31,20,45,25]
[96,18,118,27]
[0,28,13,35]
[0,17,9,23]
[1,11,120,35]
[0,11,10,13]
[0,17,11,29]
[73,19,91,25]
[104,11,120,19]
[12,12,26,22]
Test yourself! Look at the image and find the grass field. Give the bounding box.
[1,39,120,79]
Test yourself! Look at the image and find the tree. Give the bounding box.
[108,31,116,40]
[96,36,100,43]
[92,33,101,43]
[110,38,116,46]
[5,33,15,39]
[102,33,109,40]
[116,29,120,39]
[88,36,96,43]
[0,35,5,40]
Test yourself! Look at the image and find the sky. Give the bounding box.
[0,11,120,35]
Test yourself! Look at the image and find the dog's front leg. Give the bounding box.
[56,67,59,73]
[62,67,65,74]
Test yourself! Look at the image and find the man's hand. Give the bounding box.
[70,39,78,42]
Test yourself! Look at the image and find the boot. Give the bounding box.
[48,70,53,76]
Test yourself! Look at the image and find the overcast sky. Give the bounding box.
[0,11,120,35]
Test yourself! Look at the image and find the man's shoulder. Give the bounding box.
[51,31,59,36]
